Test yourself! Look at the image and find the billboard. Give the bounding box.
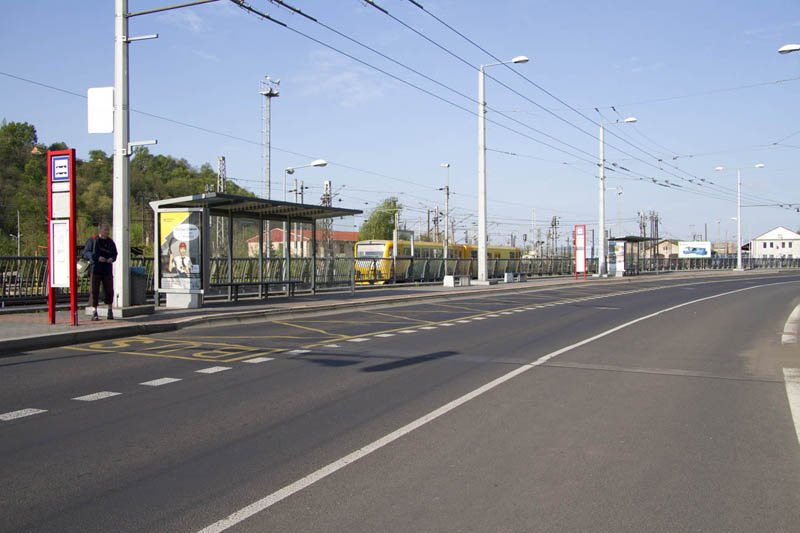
[678,241,711,258]
[159,210,202,290]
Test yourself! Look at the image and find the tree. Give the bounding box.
[358,197,401,240]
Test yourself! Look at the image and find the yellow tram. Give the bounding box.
[354,240,521,283]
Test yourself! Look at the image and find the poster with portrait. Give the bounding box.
[159,210,202,290]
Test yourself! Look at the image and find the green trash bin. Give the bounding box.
[130,266,147,305]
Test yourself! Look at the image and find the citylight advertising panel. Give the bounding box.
[608,240,625,277]
[678,241,711,258]
[159,210,202,290]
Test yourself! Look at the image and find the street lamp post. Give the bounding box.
[597,117,637,277]
[478,55,529,282]
[283,160,327,277]
[715,163,764,271]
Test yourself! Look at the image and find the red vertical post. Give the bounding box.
[47,149,77,325]
[47,157,55,324]
[68,149,77,325]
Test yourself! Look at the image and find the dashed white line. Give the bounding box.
[473,317,487,321]
[439,323,455,327]
[487,314,500,317]
[323,344,340,348]
[419,326,437,330]
[196,366,232,374]
[197,281,769,533]
[0,408,47,421]
[140,377,182,387]
[500,312,512,315]
[456,320,471,324]
[347,338,369,343]
[398,330,417,334]
[287,349,311,354]
[242,357,274,364]
[783,368,800,446]
[72,391,122,402]
[374,334,395,337]
[513,309,525,313]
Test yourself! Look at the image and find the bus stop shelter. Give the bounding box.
[150,193,361,308]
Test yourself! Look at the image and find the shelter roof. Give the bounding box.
[150,193,362,222]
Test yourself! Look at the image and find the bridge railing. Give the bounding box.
[2,255,798,305]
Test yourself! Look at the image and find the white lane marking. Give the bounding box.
[440,323,455,327]
[375,334,395,337]
[347,339,369,343]
[419,326,437,330]
[513,309,525,313]
[487,314,500,317]
[782,304,800,344]
[323,344,340,348]
[196,367,232,374]
[140,377,182,387]
[473,317,487,321]
[287,349,311,354]
[501,312,513,315]
[525,308,535,310]
[783,368,800,446]
[196,281,772,533]
[242,357,274,364]
[0,408,47,421]
[72,391,122,402]
[456,320,471,324]
[398,330,417,334]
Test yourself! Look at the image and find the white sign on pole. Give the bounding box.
[51,156,70,181]
[88,87,114,134]
[575,225,586,273]
[50,220,70,288]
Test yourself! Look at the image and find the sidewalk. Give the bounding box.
[2,276,620,355]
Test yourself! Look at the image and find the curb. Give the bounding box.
[0,270,766,355]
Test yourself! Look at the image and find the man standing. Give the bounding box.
[83,222,117,321]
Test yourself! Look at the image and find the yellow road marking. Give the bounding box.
[371,311,435,324]
[273,320,346,337]
[65,345,210,362]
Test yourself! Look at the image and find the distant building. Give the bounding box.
[247,228,359,258]
[647,239,679,258]
[749,226,800,259]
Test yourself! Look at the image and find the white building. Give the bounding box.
[750,226,800,259]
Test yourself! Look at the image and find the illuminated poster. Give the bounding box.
[607,240,625,277]
[159,211,202,290]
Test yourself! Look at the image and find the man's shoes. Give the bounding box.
[91,312,100,321]
[107,309,114,320]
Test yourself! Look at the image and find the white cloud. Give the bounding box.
[158,9,207,33]
[295,50,398,108]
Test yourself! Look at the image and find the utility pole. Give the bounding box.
[260,76,279,258]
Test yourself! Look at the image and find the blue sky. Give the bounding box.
[2,0,800,246]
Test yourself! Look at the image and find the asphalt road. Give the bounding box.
[2,273,800,532]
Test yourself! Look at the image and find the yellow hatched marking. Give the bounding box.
[371,311,435,324]
[65,345,209,362]
[273,320,346,337]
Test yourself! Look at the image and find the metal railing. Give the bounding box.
[2,254,799,306]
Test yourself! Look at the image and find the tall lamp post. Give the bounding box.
[714,163,764,271]
[478,55,529,282]
[597,117,637,277]
[283,160,327,273]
